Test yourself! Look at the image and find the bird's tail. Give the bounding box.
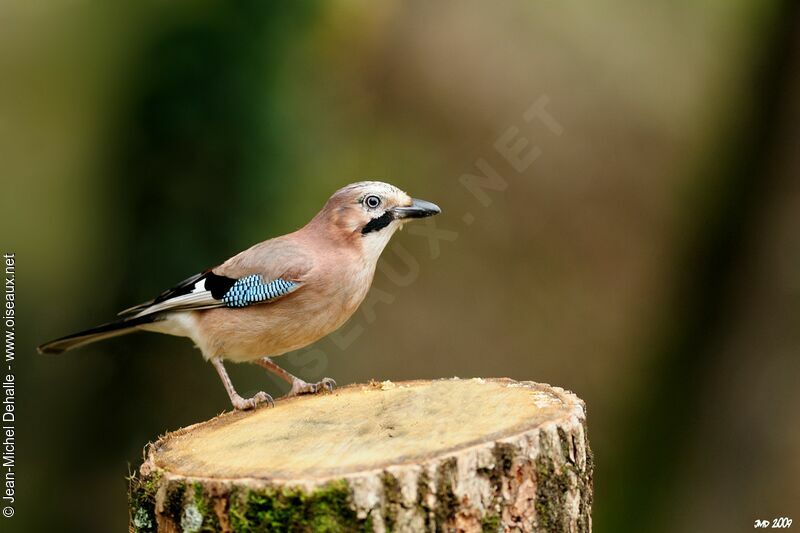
[37,315,159,354]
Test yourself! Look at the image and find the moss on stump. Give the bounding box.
[129,378,592,532]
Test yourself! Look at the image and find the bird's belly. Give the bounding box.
[193,286,366,362]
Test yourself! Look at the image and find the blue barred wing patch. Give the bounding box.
[221,275,298,308]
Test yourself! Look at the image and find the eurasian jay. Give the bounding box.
[38,181,441,410]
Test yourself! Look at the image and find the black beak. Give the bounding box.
[391,198,441,219]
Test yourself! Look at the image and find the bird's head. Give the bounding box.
[313,181,441,258]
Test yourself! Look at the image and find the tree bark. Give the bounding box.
[129,378,592,532]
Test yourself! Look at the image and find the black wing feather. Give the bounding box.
[117,270,237,317]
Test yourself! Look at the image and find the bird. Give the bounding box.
[38,181,441,410]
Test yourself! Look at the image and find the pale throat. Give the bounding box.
[360,221,401,266]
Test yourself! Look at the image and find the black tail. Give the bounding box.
[38,315,159,354]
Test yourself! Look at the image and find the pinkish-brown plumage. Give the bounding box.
[190,229,369,362]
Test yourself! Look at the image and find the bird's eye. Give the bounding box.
[364,195,381,209]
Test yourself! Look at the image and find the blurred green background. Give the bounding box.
[2,0,799,531]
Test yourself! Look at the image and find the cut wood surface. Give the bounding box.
[130,378,592,532]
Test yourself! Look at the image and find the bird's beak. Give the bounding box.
[391,198,441,219]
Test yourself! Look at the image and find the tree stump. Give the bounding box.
[129,378,592,532]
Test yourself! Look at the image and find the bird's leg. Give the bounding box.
[211,357,274,410]
[255,357,336,397]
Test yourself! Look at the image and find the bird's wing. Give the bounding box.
[117,270,302,319]
[118,236,314,319]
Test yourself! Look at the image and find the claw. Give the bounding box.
[319,377,336,392]
[231,391,274,410]
[287,377,337,397]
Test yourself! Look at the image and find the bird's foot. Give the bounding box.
[230,391,274,411]
[287,377,336,397]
